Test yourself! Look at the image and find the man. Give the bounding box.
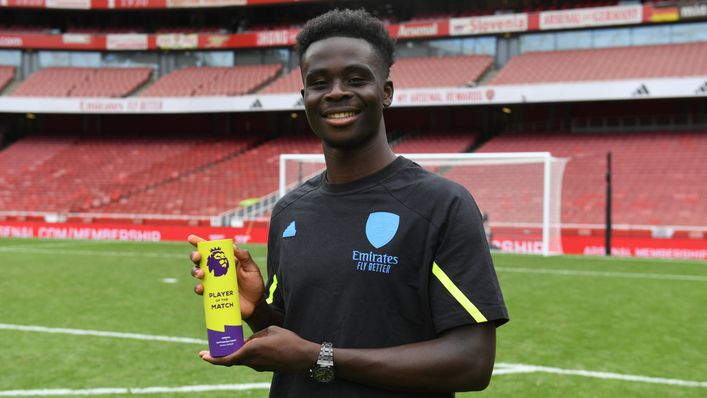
[189,9,508,397]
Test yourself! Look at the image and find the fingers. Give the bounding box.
[191,264,204,295]
[191,265,204,279]
[190,251,201,267]
[188,235,202,267]
[245,327,268,342]
[188,234,206,248]
[193,283,204,295]
[234,246,251,262]
[199,349,244,367]
[199,351,232,366]
[188,235,207,296]
[234,248,259,272]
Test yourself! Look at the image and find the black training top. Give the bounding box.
[265,156,508,398]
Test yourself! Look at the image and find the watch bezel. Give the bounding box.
[311,342,335,383]
[311,365,336,383]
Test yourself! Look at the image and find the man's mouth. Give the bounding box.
[322,110,361,126]
[325,111,359,120]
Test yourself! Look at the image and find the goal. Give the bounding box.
[280,153,568,256]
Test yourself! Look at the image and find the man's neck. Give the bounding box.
[323,132,397,184]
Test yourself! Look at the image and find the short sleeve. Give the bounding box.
[265,223,285,314]
[429,188,508,334]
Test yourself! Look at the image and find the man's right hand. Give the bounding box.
[188,234,266,320]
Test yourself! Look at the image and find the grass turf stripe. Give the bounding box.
[495,267,707,282]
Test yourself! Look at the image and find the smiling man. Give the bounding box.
[189,9,508,398]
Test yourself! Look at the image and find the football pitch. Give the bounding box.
[1,238,705,397]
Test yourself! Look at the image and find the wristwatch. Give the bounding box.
[310,342,335,383]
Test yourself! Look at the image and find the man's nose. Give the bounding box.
[325,80,352,101]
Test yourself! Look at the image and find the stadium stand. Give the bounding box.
[492,42,707,85]
[65,26,143,33]
[90,134,322,216]
[10,67,152,97]
[70,68,153,97]
[259,67,302,94]
[462,131,707,227]
[390,55,493,88]
[140,65,282,97]
[0,66,14,92]
[155,26,222,33]
[0,133,261,213]
[521,0,616,12]
[0,25,50,33]
[261,55,492,94]
[392,131,478,153]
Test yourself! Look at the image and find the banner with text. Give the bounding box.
[0,77,704,114]
[450,14,528,36]
[492,234,705,260]
[0,221,268,244]
[539,5,643,30]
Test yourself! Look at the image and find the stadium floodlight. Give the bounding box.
[280,153,568,256]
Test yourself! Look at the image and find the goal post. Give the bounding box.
[280,153,568,256]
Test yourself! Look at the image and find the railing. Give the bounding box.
[215,192,280,227]
[509,114,707,133]
[0,210,210,224]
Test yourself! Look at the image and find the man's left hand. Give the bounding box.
[199,326,319,373]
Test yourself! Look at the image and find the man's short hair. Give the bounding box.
[296,8,396,77]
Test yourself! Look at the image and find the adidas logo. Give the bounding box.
[632,84,650,97]
[282,221,296,238]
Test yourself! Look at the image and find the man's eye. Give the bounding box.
[310,80,327,88]
[349,77,366,85]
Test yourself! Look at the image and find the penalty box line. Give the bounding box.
[495,266,707,282]
[2,245,704,282]
[0,384,272,396]
[0,324,206,345]
[0,368,704,396]
[1,324,706,393]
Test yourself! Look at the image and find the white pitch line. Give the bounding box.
[0,324,206,345]
[0,365,704,396]
[2,324,706,391]
[0,384,271,396]
[4,245,703,282]
[0,247,183,259]
[495,266,707,282]
[495,362,707,388]
[0,241,96,250]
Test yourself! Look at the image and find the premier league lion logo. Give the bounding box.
[207,247,229,277]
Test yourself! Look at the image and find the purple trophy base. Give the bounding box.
[207,325,245,357]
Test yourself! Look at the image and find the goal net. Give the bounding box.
[280,153,568,256]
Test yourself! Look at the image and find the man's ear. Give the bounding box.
[383,80,394,108]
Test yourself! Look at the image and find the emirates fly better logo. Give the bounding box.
[352,212,400,274]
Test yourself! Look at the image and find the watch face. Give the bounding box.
[312,366,335,383]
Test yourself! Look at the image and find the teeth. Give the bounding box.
[327,112,356,119]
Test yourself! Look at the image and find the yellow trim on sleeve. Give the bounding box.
[432,262,488,323]
[265,274,278,304]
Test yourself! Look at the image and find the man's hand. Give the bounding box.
[198,326,319,373]
[188,234,266,320]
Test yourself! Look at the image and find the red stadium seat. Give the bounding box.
[469,131,707,227]
[492,42,707,85]
[11,67,152,97]
[140,65,282,97]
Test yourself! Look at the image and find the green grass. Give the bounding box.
[1,238,705,397]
